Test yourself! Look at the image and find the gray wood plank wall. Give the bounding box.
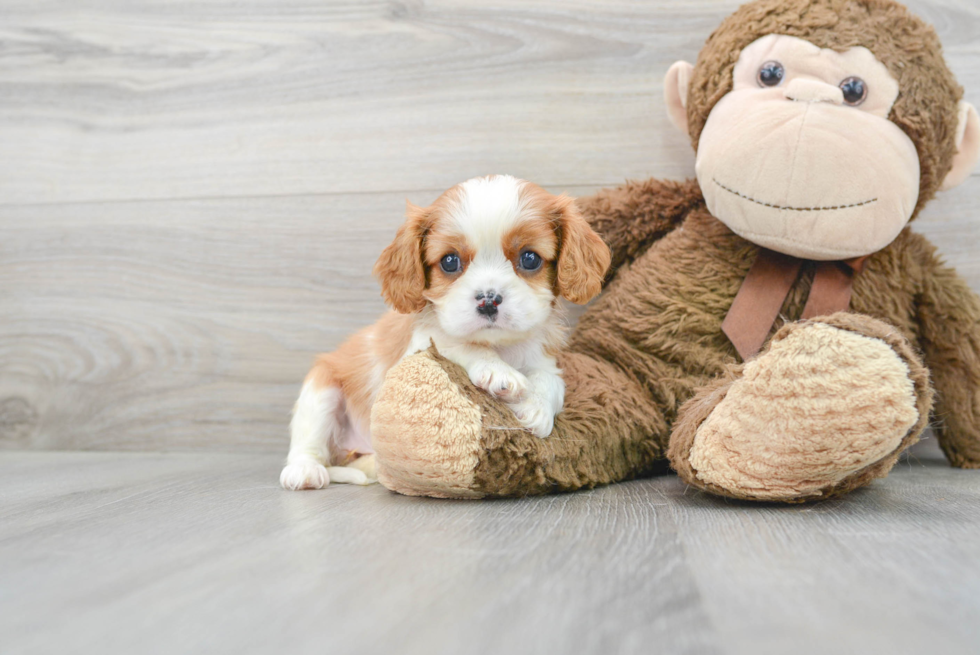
[2,0,978,452]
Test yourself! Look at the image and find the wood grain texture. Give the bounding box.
[1,192,407,451]
[0,0,976,205]
[1,0,978,452]
[2,187,977,453]
[670,439,980,655]
[1,439,977,655]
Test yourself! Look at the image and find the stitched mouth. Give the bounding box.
[713,178,877,212]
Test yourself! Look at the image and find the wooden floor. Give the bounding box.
[2,438,979,655]
[3,1,980,653]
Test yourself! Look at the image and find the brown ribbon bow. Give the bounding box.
[721,249,868,361]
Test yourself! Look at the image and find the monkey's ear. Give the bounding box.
[373,201,429,314]
[941,101,980,191]
[664,61,694,135]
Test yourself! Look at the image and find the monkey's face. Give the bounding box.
[694,35,920,260]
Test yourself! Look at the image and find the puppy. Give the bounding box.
[280,175,610,490]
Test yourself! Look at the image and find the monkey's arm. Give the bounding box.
[915,249,980,468]
[577,177,704,278]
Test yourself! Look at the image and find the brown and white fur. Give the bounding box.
[280,175,610,490]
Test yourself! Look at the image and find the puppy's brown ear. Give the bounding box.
[373,201,429,314]
[554,195,610,304]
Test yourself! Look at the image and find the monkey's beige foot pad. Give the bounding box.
[669,314,932,502]
[371,350,488,499]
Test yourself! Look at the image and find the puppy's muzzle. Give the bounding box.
[475,290,503,318]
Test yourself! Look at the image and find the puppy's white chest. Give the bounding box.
[493,340,543,374]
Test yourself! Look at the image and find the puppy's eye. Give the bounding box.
[440,253,461,273]
[757,61,784,87]
[519,250,542,271]
[839,76,867,106]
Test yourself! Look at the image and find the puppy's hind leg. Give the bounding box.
[280,379,345,490]
[323,416,377,486]
[325,464,371,486]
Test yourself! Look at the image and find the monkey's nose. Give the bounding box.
[784,78,844,105]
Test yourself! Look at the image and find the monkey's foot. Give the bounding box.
[370,346,663,499]
[668,313,932,502]
[370,348,490,498]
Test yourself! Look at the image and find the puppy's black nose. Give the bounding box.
[476,290,503,318]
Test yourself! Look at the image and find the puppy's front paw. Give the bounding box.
[511,396,556,438]
[469,361,528,402]
[280,459,330,490]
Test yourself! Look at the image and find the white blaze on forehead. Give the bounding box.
[449,175,527,259]
[427,174,555,340]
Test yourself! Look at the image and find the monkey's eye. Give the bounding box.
[519,250,542,271]
[440,253,461,273]
[839,76,867,106]
[757,61,785,87]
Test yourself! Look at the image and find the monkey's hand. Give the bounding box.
[916,253,980,468]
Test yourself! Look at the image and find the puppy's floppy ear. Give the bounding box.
[373,201,430,314]
[553,195,610,304]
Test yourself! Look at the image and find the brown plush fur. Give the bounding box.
[369,0,980,501]
[372,345,666,497]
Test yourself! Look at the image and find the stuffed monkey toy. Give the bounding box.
[368,0,980,502]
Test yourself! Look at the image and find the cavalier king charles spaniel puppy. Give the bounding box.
[280,175,610,490]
